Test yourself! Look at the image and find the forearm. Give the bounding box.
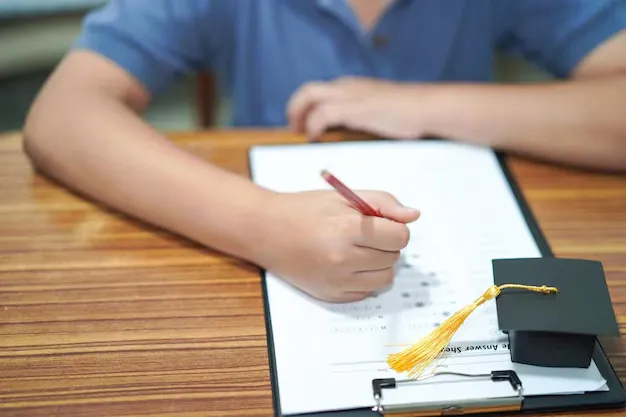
[24,91,273,263]
[422,76,626,172]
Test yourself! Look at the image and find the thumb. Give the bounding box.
[363,191,421,224]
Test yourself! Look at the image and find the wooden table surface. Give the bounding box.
[1,129,626,417]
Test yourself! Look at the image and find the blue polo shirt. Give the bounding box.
[74,0,626,127]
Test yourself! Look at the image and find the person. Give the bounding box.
[22,0,626,303]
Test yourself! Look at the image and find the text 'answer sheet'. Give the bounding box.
[249,141,606,415]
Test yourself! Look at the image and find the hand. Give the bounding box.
[256,190,420,303]
[287,77,429,141]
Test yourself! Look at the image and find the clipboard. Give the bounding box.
[248,140,626,417]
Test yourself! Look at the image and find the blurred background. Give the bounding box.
[0,0,550,135]
[0,0,206,134]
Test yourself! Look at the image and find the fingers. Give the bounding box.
[362,191,421,223]
[378,204,421,223]
[287,77,419,141]
[314,267,396,303]
[305,100,367,141]
[352,191,419,251]
[348,267,396,292]
[355,217,412,251]
[321,291,373,303]
[287,82,345,133]
[287,78,374,138]
[348,245,401,271]
[334,190,419,251]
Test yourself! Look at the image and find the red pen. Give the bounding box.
[320,169,384,217]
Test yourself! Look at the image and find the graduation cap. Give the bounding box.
[386,257,619,379]
[493,257,620,368]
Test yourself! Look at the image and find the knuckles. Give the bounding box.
[298,81,327,99]
[327,248,349,268]
[319,215,360,268]
[308,105,332,128]
[333,213,362,239]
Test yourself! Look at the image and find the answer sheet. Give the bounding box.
[249,141,607,415]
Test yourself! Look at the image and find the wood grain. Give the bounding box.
[1,129,626,417]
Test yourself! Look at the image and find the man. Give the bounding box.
[23,0,626,302]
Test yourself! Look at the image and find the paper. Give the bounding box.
[249,141,607,415]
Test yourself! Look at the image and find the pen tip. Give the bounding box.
[320,169,330,180]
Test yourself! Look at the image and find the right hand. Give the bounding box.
[255,190,420,303]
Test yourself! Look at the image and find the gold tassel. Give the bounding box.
[387,283,559,379]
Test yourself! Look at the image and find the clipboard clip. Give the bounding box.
[372,370,523,416]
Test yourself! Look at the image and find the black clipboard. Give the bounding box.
[248,140,626,417]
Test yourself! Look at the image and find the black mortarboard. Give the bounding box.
[493,257,619,368]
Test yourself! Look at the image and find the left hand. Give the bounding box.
[286,77,428,140]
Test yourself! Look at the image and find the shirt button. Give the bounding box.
[372,34,389,48]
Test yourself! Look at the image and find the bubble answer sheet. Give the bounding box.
[248,140,608,416]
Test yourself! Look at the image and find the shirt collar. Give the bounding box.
[314,0,406,35]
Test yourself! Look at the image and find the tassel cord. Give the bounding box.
[386,283,558,378]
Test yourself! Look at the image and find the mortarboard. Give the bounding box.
[493,257,620,368]
[386,257,619,378]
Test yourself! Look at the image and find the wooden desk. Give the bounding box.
[1,130,626,416]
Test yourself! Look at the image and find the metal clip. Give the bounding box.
[371,370,524,416]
